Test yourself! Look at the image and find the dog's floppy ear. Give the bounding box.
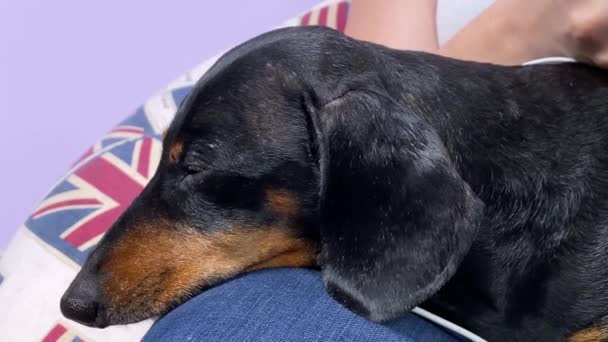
[307,89,483,322]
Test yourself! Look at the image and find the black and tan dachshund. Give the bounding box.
[60,26,608,341]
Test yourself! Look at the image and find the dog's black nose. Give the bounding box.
[60,278,104,327]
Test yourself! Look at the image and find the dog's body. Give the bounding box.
[60,27,608,341]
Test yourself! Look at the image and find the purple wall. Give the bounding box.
[0,1,319,250]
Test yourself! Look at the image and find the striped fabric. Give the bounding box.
[300,1,349,32]
[41,324,86,342]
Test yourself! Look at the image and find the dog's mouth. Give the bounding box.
[61,225,318,328]
[94,272,226,328]
[61,266,217,328]
[62,279,219,328]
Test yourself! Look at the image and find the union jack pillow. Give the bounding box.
[0,2,349,341]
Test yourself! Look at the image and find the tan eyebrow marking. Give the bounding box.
[168,141,184,163]
[265,189,299,218]
[569,325,608,342]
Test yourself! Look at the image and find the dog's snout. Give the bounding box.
[60,277,105,327]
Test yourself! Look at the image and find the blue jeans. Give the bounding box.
[144,268,464,342]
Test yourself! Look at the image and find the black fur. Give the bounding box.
[62,26,608,341]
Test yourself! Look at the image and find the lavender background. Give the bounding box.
[0,1,319,250]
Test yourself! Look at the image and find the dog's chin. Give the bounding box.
[95,281,219,328]
[87,305,157,328]
[81,266,293,328]
[96,302,178,328]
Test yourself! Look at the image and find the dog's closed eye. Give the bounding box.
[183,165,205,176]
[181,165,195,174]
[181,165,207,184]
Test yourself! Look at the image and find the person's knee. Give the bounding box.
[144,268,461,342]
[144,268,323,341]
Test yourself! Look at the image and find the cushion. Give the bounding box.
[0,1,349,341]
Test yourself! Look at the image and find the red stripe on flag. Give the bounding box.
[336,2,349,32]
[64,157,145,247]
[111,127,144,134]
[32,199,102,218]
[301,12,311,25]
[63,207,123,247]
[137,138,152,178]
[42,324,67,342]
[318,6,328,26]
[76,157,144,205]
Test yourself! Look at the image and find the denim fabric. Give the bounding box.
[145,268,464,342]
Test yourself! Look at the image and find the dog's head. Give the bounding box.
[61,26,482,327]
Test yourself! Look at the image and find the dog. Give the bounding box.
[60,26,608,341]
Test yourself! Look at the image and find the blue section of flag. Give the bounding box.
[100,137,125,149]
[45,181,77,198]
[27,208,98,265]
[111,139,137,165]
[171,86,193,110]
[119,107,156,135]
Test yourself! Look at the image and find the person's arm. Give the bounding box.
[345,0,439,52]
[439,0,608,67]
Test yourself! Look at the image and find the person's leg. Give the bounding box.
[144,268,463,342]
